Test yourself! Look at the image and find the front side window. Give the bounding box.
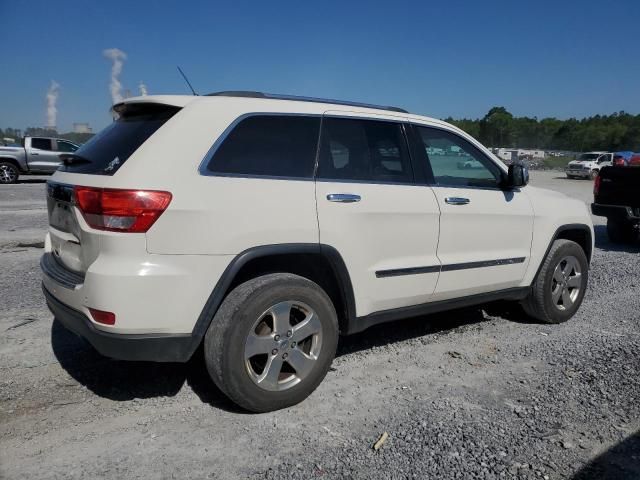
[414,126,502,188]
[206,115,321,178]
[31,138,52,151]
[317,117,413,183]
[55,140,78,152]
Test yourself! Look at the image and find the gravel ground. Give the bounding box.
[1,172,638,479]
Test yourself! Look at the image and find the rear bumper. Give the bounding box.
[591,203,639,221]
[43,284,199,362]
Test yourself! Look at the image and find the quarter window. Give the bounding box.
[31,138,53,151]
[206,115,321,178]
[317,117,413,183]
[414,126,502,188]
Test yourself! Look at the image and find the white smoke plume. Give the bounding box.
[139,81,148,96]
[103,48,127,103]
[46,80,60,128]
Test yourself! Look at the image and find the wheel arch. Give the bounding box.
[191,244,356,343]
[533,224,593,282]
[0,157,23,172]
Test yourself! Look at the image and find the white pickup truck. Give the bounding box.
[0,136,79,184]
[565,151,613,180]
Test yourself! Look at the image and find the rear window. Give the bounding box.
[58,104,180,175]
[205,115,321,178]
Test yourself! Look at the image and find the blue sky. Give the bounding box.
[1,0,639,132]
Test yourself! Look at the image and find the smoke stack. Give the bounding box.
[46,80,60,130]
[139,81,148,96]
[103,48,127,104]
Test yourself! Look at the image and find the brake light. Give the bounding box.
[74,187,172,233]
[89,308,116,325]
[593,174,601,195]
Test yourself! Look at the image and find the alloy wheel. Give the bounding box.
[551,255,582,311]
[244,301,322,392]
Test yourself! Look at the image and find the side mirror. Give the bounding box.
[507,163,529,188]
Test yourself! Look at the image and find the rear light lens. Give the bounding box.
[593,174,601,195]
[89,308,116,325]
[74,187,172,233]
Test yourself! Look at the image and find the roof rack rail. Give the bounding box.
[205,91,409,114]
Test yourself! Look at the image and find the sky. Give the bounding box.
[1,0,639,133]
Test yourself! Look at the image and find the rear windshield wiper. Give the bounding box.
[59,153,92,166]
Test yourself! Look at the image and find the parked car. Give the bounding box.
[613,151,635,167]
[592,165,640,243]
[41,92,594,412]
[0,136,79,183]
[565,151,613,180]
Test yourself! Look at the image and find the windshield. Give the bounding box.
[57,104,180,175]
[577,153,600,161]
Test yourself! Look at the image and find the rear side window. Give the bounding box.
[205,115,320,178]
[31,138,53,150]
[317,117,413,183]
[58,104,180,175]
[55,140,78,152]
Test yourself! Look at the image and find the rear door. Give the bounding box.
[410,124,534,299]
[28,138,61,172]
[315,112,441,317]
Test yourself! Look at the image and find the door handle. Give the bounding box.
[445,197,470,205]
[31,152,39,156]
[327,193,361,203]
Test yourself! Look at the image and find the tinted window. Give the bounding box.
[55,140,78,152]
[58,104,179,175]
[317,118,413,183]
[31,138,52,150]
[414,126,502,188]
[206,115,320,178]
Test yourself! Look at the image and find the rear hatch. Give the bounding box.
[46,103,180,275]
[595,166,640,209]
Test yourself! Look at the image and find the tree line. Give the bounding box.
[0,127,94,146]
[4,107,640,152]
[445,107,640,152]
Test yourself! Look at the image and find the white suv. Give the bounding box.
[42,92,594,412]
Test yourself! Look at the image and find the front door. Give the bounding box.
[411,124,534,300]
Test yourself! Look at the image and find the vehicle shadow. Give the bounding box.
[50,320,241,412]
[17,178,48,184]
[572,430,640,479]
[594,225,640,253]
[336,306,495,357]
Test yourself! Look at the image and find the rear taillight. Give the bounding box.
[593,174,601,195]
[89,308,116,325]
[74,187,172,233]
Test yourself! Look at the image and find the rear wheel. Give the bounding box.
[0,162,19,184]
[607,218,636,244]
[522,239,588,324]
[204,273,339,412]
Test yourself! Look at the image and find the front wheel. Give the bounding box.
[204,273,339,412]
[521,239,588,324]
[589,169,599,180]
[0,162,19,184]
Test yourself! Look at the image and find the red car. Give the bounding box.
[629,154,640,166]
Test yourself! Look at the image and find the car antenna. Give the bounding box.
[177,66,198,96]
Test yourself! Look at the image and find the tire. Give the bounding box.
[204,273,339,412]
[566,174,574,179]
[521,239,588,324]
[589,169,598,180]
[0,161,19,184]
[606,218,635,244]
